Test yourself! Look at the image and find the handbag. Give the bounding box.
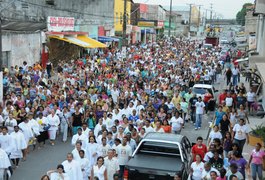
[43,124,51,131]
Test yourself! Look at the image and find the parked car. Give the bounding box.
[126,132,192,180]
[193,83,216,96]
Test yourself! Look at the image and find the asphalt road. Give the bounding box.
[10,137,73,180]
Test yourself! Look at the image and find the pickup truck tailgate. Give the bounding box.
[127,154,183,173]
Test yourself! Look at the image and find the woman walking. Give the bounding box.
[248,143,265,180]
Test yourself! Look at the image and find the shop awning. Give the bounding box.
[98,36,120,43]
[140,28,155,34]
[77,35,107,48]
[49,35,107,48]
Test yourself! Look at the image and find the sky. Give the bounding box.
[134,0,254,19]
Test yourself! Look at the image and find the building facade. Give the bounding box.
[1,0,114,67]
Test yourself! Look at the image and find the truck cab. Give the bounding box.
[126,133,192,180]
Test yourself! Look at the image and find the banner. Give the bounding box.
[47,16,75,32]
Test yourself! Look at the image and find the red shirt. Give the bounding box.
[219,93,227,104]
[204,93,213,103]
[192,144,207,161]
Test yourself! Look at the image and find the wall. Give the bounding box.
[245,11,258,34]
[2,33,41,67]
[0,0,114,36]
[114,0,132,32]
[257,15,265,57]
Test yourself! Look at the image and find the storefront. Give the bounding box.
[131,26,141,44]
[137,20,156,43]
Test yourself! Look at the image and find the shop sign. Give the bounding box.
[137,21,155,27]
[47,16,75,32]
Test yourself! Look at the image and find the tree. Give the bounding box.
[236,3,253,26]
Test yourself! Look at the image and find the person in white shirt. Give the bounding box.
[143,120,154,134]
[78,150,90,180]
[71,128,87,149]
[10,126,27,167]
[225,93,233,108]
[208,125,222,146]
[59,106,71,142]
[0,147,11,180]
[47,164,70,180]
[18,118,34,160]
[195,97,205,130]
[72,141,87,161]
[98,137,111,158]
[4,113,17,134]
[0,127,14,155]
[190,154,205,180]
[81,123,90,138]
[47,110,60,146]
[246,88,256,112]
[170,112,184,134]
[201,162,220,180]
[28,113,40,149]
[116,137,132,179]
[104,149,120,180]
[154,120,165,133]
[111,86,120,103]
[232,118,250,151]
[62,153,83,180]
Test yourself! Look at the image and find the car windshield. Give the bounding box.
[193,87,207,94]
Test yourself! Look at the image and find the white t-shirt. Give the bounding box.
[170,117,184,131]
[233,124,250,140]
[225,97,233,107]
[201,167,220,180]
[195,101,205,114]
[247,92,256,102]
[209,131,222,143]
[116,144,132,166]
[191,162,204,180]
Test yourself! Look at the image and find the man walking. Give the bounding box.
[195,97,205,130]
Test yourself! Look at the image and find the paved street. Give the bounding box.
[10,138,73,180]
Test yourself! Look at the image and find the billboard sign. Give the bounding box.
[47,16,75,32]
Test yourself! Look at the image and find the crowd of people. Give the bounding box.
[0,37,264,180]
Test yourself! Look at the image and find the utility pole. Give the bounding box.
[122,0,127,46]
[188,4,193,34]
[205,9,208,29]
[168,0,173,37]
[210,3,213,24]
[198,5,202,26]
[0,16,2,72]
[0,16,2,106]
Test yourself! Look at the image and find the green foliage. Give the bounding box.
[251,124,265,142]
[236,3,253,26]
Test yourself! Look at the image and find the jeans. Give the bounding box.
[60,123,68,142]
[233,138,246,151]
[119,165,125,180]
[190,109,196,123]
[195,114,203,129]
[251,163,263,180]
[233,75,238,86]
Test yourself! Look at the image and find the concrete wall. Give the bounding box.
[245,11,258,34]
[2,33,41,67]
[257,15,265,57]
[1,0,114,25]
